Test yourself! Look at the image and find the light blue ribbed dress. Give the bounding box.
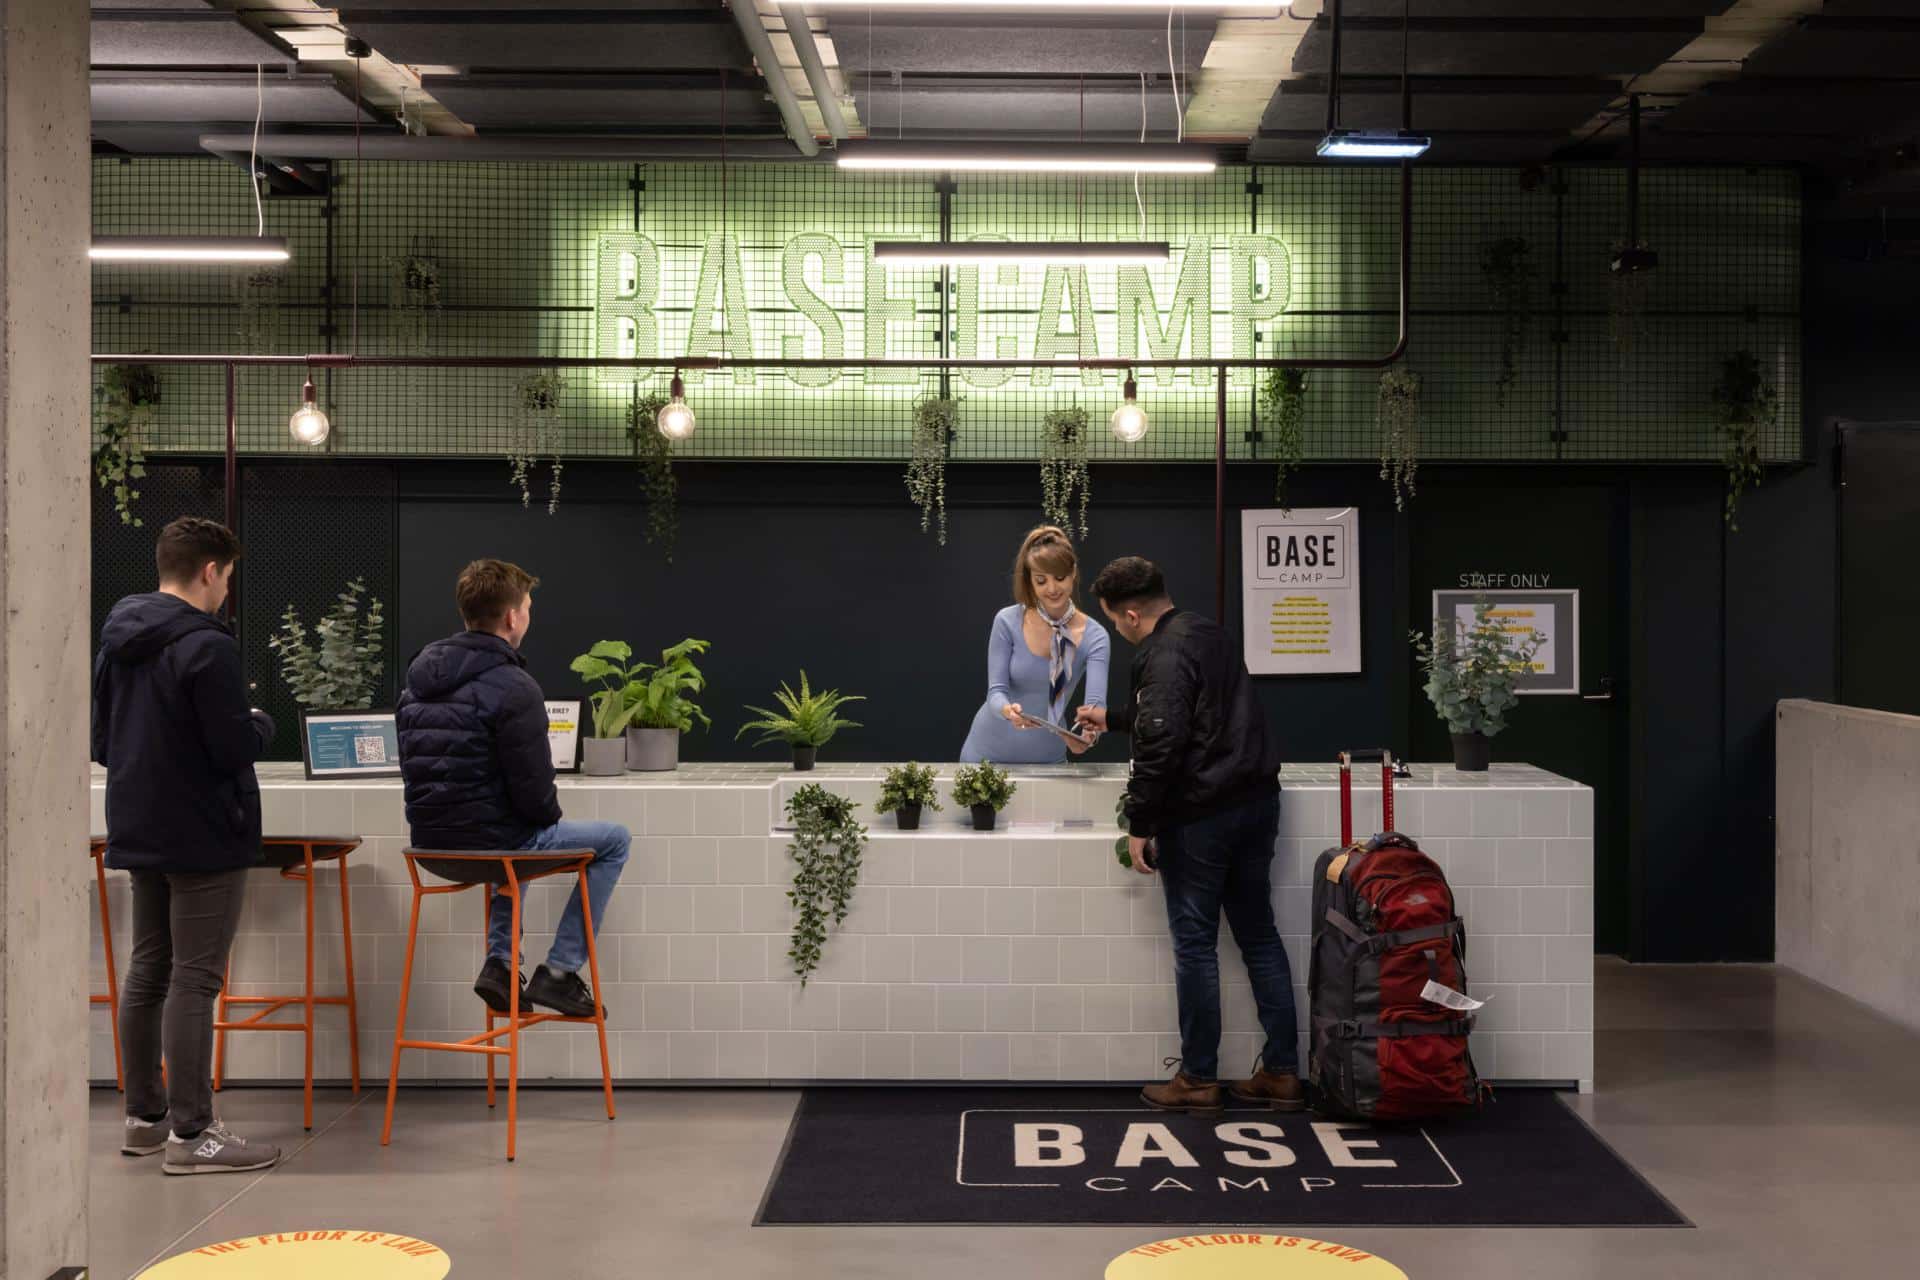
[959,604,1110,764]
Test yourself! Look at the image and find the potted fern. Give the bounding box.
[876,762,942,831]
[1409,599,1546,772]
[953,761,1016,832]
[266,578,386,709]
[736,672,864,771]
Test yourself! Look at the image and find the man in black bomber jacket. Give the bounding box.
[1076,556,1302,1116]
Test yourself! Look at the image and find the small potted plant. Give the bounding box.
[953,761,1016,832]
[1409,599,1546,772]
[736,671,864,771]
[570,638,712,774]
[571,640,644,775]
[877,762,942,831]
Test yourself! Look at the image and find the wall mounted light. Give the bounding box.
[1316,130,1432,160]
[1110,375,1149,443]
[658,373,696,440]
[837,141,1216,175]
[91,235,291,264]
[873,241,1170,266]
[288,379,330,446]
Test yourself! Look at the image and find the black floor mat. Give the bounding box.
[756,1086,1688,1228]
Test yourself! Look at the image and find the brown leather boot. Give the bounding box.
[1140,1071,1225,1115]
[1228,1067,1305,1111]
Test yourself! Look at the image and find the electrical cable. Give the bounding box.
[250,64,264,236]
[1134,71,1147,240]
[1166,7,1184,143]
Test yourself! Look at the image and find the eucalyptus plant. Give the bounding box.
[1377,366,1421,511]
[267,578,386,709]
[1711,349,1776,531]
[785,783,867,985]
[509,371,566,514]
[906,397,955,545]
[1260,366,1309,507]
[877,762,942,816]
[1041,407,1091,539]
[625,389,677,558]
[570,637,711,739]
[1409,599,1546,739]
[94,363,160,527]
[737,672,864,749]
[1480,235,1534,403]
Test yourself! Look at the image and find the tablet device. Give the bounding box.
[1014,710,1093,745]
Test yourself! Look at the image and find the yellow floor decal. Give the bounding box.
[139,1231,449,1279]
[1106,1235,1407,1279]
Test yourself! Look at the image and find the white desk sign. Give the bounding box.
[1242,507,1362,676]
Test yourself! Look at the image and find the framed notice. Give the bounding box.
[547,699,583,774]
[1242,507,1362,675]
[300,710,401,779]
[1430,589,1580,696]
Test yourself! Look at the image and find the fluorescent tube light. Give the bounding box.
[807,1,1281,9]
[91,236,291,264]
[874,241,1170,266]
[1316,131,1432,160]
[837,141,1215,175]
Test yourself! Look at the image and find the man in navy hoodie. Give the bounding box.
[93,517,280,1175]
[397,558,628,1020]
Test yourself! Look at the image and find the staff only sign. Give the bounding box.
[1242,508,1362,676]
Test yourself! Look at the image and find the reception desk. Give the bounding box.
[89,761,1594,1091]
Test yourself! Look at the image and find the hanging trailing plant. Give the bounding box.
[266,577,387,709]
[1378,366,1421,512]
[625,389,676,559]
[1480,235,1534,402]
[234,266,284,353]
[1609,242,1656,355]
[1711,349,1776,531]
[784,783,867,985]
[390,237,442,352]
[907,397,955,545]
[509,371,566,514]
[1040,406,1091,539]
[94,363,161,527]
[1259,366,1309,507]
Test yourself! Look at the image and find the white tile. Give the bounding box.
[1499,1032,1545,1079]
[642,886,693,934]
[985,888,1035,935]
[1521,887,1570,934]
[716,933,768,982]
[1568,788,1594,837]
[1083,887,1133,935]
[1466,887,1521,935]
[692,886,743,933]
[1109,935,1161,984]
[1130,984,1177,1032]
[694,789,745,837]
[1010,937,1059,984]
[963,937,1012,984]
[817,1031,866,1078]
[669,934,718,982]
[840,983,889,1032]
[790,983,841,1032]
[813,936,864,984]
[1034,888,1083,935]
[714,837,769,885]
[714,1031,769,1079]
[1058,847,1112,887]
[1446,838,1498,887]
[889,887,939,935]
[1420,790,1474,838]
[629,837,672,885]
[843,890,889,936]
[865,1032,914,1078]
[938,986,986,1032]
[1517,983,1568,1033]
[1011,844,1060,886]
[1492,935,1544,984]
[766,1031,815,1078]
[865,934,915,983]
[692,983,742,1031]
[642,983,692,1032]
[963,1034,1012,1078]
[644,790,697,836]
[914,841,962,887]
[1059,1033,1108,1080]
[1010,1034,1061,1080]
[1543,935,1592,984]
[302,786,356,838]
[741,788,775,835]
[740,886,792,935]
[938,888,986,935]
[1059,937,1107,984]
[1085,985,1132,1032]
[986,986,1034,1032]
[618,1031,671,1077]
[1519,791,1570,837]
[963,841,1013,887]
[260,788,305,836]
[1544,1032,1593,1082]
[914,1033,962,1078]
[670,838,719,885]
[1541,837,1593,888]
[1130,891,1167,936]
[1474,984,1518,1033]
[1472,793,1521,838]
[863,841,913,886]
[1567,886,1595,934]
[914,936,965,984]
[888,983,939,1032]
[669,1031,718,1077]
[1106,1034,1158,1081]
[1034,986,1084,1032]
[352,788,410,837]
[1496,839,1545,887]
[741,983,790,1031]
[1567,986,1594,1033]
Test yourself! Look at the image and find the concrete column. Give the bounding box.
[0,0,93,1275]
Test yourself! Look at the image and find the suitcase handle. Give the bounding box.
[1337,750,1396,845]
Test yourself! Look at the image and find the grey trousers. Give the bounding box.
[121,868,247,1136]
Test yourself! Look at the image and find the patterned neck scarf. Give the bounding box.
[1040,603,1079,720]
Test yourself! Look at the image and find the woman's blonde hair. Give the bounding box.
[1012,525,1079,609]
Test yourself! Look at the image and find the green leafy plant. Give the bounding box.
[234,266,284,353]
[785,783,867,984]
[1113,792,1134,869]
[736,672,864,749]
[1480,235,1534,402]
[94,363,160,527]
[877,763,943,816]
[570,637,711,739]
[953,761,1017,813]
[1041,406,1091,539]
[509,371,566,514]
[1409,599,1546,738]
[267,577,386,709]
[907,397,955,545]
[1712,349,1776,531]
[1259,366,1309,507]
[391,238,441,352]
[1378,366,1420,512]
[624,389,677,559]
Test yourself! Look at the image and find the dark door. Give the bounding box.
[1838,422,1920,716]
[1406,478,1631,955]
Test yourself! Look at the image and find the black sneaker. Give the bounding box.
[525,964,606,1019]
[473,957,526,1014]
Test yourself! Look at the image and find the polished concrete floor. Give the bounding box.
[91,959,1920,1279]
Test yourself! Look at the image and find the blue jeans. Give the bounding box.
[1156,790,1298,1083]
[490,819,631,975]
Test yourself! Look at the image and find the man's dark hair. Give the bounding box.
[155,517,243,584]
[456,558,539,630]
[1091,556,1169,608]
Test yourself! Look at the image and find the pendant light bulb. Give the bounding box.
[658,373,696,440]
[288,378,330,446]
[1110,376,1148,443]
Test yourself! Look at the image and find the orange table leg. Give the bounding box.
[577,866,616,1121]
[380,883,425,1148]
[339,852,362,1094]
[94,851,125,1092]
[505,871,524,1163]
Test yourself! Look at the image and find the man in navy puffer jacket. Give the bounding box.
[397,558,628,1019]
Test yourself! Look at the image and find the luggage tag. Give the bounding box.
[1420,981,1488,1012]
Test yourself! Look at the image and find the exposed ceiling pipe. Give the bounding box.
[727,1,823,156]
[778,3,849,142]
[199,132,809,164]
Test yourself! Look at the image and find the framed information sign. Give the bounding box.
[1241,507,1362,676]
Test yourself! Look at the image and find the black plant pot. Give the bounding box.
[970,804,997,832]
[896,804,923,831]
[792,746,817,772]
[1450,732,1492,773]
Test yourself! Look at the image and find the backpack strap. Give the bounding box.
[1317,1015,1475,1040]
[1324,911,1462,955]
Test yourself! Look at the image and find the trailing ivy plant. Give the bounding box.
[267,577,386,709]
[509,372,566,514]
[1711,349,1776,531]
[785,783,867,984]
[94,363,161,527]
[907,397,955,545]
[1040,406,1091,539]
[1480,235,1534,403]
[391,238,441,352]
[1259,366,1309,507]
[234,266,284,353]
[1377,366,1421,511]
[624,389,677,559]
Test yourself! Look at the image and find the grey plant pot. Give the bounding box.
[581,736,627,777]
[626,727,681,772]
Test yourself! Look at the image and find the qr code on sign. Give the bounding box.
[353,735,388,765]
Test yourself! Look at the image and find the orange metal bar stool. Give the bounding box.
[381,848,615,1162]
[89,838,125,1092]
[212,836,363,1132]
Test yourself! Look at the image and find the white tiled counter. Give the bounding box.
[89,761,1594,1091]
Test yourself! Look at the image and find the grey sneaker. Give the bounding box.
[162,1121,280,1176]
[122,1113,170,1157]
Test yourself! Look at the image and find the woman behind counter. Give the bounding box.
[960,525,1110,764]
